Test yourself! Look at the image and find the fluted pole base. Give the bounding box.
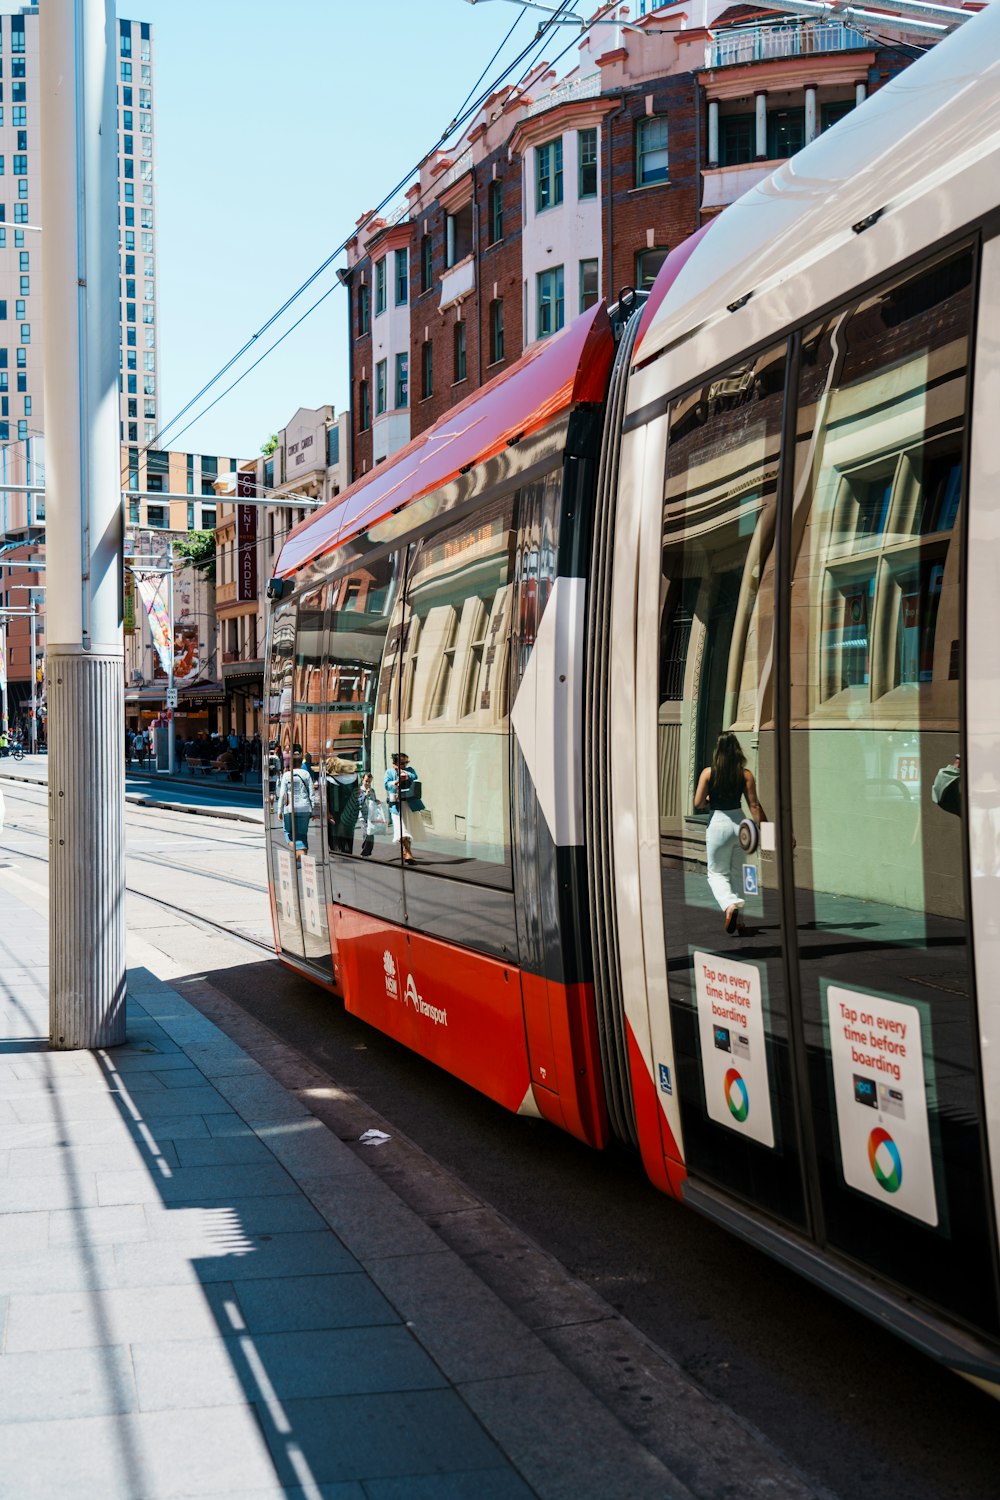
[48,648,126,1049]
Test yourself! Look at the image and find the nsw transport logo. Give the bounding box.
[868,1126,902,1193]
[724,1067,749,1123]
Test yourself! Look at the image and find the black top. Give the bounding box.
[708,768,745,811]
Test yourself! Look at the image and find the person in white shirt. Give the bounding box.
[276,749,315,853]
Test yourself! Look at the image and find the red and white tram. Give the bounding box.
[265,10,1000,1388]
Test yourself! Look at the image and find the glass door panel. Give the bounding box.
[659,345,807,1228]
[265,601,306,957]
[788,249,998,1334]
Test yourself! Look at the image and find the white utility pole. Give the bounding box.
[41,0,126,1049]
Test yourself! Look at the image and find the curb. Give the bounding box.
[125,792,262,824]
[0,771,262,826]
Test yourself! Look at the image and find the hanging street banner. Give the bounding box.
[134,571,172,677]
[124,568,135,635]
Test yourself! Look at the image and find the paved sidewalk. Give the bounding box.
[0,878,686,1500]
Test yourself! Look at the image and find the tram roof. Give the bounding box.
[634,5,1000,369]
[275,300,616,581]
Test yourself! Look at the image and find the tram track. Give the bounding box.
[0,819,275,958]
[0,805,269,899]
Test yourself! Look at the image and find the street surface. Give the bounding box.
[1,769,999,1498]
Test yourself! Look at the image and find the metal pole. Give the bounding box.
[29,599,37,754]
[41,0,126,1049]
[166,543,175,774]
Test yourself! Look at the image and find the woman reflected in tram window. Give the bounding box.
[694,732,766,936]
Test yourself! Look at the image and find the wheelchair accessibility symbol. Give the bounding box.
[742,864,758,896]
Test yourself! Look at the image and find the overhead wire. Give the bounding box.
[136,1,574,469]
[144,0,602,459]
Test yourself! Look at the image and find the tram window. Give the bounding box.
[786,251,999,1330]
[324,550,401,863]
[791,251,970,728]
[399,498,516,881]
[657,343,805,1225]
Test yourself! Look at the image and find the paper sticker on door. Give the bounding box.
[827,985,937,1228]
[276,848,295,924]
[299,855,324,936]
[694,951,773,1148]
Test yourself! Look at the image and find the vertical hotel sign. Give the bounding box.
[236,472,259,603]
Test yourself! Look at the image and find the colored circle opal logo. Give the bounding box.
[724,1068,749,1123]
[868,1127,903,1193]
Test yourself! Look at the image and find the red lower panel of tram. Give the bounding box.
[332,904,532,1114]
[627,1020,686,1201]
[331,904,608,1146]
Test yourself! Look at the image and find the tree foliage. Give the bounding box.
[260,434,278,456]
[173,529,216,583]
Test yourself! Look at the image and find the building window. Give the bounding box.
[578,128,598,198]
[489,298,504,364]
[453,321,466,383]
[13,204,27,223]
[356,282,369,337]
[395,248,408,306]
[488,180,503,244]
[636,115,669,186]
[446,201,473,268]
[375,359,387,415]
[326,426,340,467]
[13,155,27,177]
[19,324,29,343]
[579,258,599,312]
[719,115,755,167]
[636,247,668,291]
[120,61,132,83]
[537,265,565,338]
[421,233,433,293]
[421,339,433,400]
[359,380,370,430]
[395,352,408,408]
[535,138,563,212]
[821,100,854,132]
[146,505,166,529]
[767,108,805,159]
[375,258,386,315]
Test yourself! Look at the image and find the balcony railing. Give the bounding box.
[523,71,600,120]
[707,21,867,68]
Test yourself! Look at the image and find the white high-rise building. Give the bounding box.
[0,3,158,542]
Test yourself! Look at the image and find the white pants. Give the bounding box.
[706,808,745,913]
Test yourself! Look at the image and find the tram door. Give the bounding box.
[658,341,808,1231]
[265,590,335,977]
[656,249,999,1337]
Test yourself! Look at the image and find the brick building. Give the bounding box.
[339,4,931,486]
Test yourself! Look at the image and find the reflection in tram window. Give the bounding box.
[658,343,806,1225]
[397,498,516,880]
[786,250,993,1324]
[790,250,971,925]
[325,551,401,863]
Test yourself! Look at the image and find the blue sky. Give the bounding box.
[129,0,551,462]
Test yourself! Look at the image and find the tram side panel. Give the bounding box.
[510,408,609,1147]
[270,410,611,1139]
